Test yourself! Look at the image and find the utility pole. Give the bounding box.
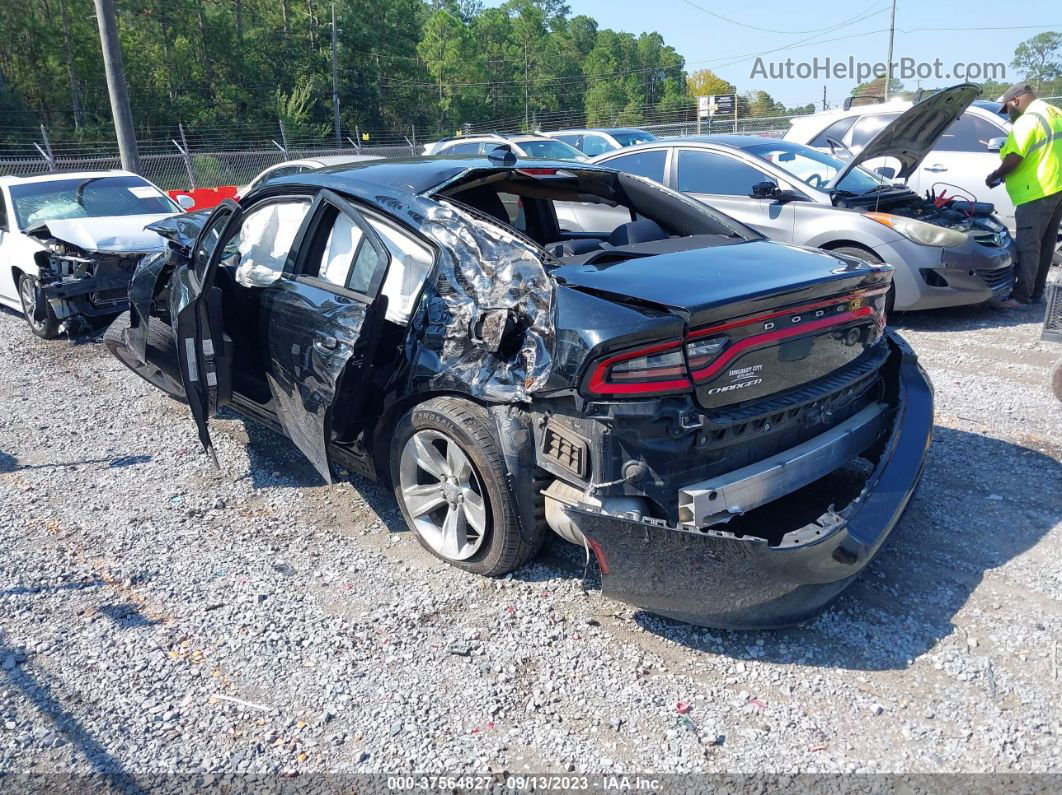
[93,0,139,173]
[524,43,529,132]
[884,0,897,100]
[331,3,341,146]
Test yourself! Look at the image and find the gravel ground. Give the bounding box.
[0,299,1060,786]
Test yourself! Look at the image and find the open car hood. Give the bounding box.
[24,213,174,253]
[826,83,980,189]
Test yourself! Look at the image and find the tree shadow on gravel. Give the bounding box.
[2,454,152,472]
[891,303,1044,333]
[96,603,162,630]
[552,426,1060,672]
[0,640,146,793]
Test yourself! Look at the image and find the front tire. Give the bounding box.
[390,397,542,576]
[17,273,60,339]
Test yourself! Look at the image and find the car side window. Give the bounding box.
[368,215,435,325]
[554,134,582,150]
[581,134,614,157]
[936,112,1005,152]
[318,212,386,294]
[849,113,901,150]
[808,116,857,148]
[677,149,772,196]
[441,141,482,154]
[309,204,389,297]
[0,192,7,230]
[194,205,237,278]
[227,198,312,288]
[603,149,667,183]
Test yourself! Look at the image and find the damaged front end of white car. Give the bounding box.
[23,217,168,336]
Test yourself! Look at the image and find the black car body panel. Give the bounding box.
[566,330,932,629]
[107,155,932,629]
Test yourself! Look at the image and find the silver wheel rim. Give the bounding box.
[399,429,488,561]
[19,277,44,332]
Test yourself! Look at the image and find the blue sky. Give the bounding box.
[520,1,1060,106]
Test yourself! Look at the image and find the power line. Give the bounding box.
[676,0,889,36]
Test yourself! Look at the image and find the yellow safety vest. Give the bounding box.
[1000,98,1062,205]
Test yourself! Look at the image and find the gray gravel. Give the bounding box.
[0,301,1060,784]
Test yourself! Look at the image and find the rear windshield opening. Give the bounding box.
[435,168,760,262]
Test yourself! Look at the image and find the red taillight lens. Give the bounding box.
[586,341,692,396]
[685,335,728,371]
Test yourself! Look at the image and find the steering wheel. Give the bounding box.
[804,173,824,188]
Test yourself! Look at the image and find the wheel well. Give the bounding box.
[818,240,881,260]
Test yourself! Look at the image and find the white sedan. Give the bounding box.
[0,170,188,338]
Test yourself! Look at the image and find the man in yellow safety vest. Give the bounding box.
[985,83,1062,309]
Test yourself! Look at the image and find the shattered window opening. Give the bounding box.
[9,175,177,229]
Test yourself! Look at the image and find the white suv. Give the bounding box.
[786,98,1014,230]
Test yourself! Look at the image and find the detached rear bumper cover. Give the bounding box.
[564,332,933,629]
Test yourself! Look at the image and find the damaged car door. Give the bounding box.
[171,200,239,464]
[258,190,391,483]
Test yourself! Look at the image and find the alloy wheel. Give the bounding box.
[18,276,46,334]
[398,429,488,560]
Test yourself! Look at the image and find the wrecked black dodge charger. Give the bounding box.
[105,155,933,629]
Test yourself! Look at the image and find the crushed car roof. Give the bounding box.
[268,155,617,196]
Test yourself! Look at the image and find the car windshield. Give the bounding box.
[611,131,657,147]
[9,175,177,229]
[744,140,890,194]
[517,139,587,161]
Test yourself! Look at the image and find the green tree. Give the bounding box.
[1012,32,1062,92]
[852,75,904,99]
[686,69,734,98]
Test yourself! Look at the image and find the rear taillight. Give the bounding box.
[586,341,692,396]
[684,335,728,371]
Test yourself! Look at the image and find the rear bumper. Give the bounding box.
[564,331,933,629]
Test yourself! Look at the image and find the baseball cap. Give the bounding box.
[1000,83,1033,104]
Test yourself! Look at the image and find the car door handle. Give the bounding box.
[924,164,948,172]
[313,334,338,352]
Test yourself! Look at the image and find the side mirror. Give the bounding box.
[751,181,780,199]
[874,166,897,179]
[175,194,196,211]
[987,136,1006,152]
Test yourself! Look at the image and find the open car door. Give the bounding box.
[170,200,238,465]
[260,189,390,483]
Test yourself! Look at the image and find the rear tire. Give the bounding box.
[390,397,543,576]
[17,273,60,339]
[827,246,894,315]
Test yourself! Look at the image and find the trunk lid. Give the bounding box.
[558,238,892,410]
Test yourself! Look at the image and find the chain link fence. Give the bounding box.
[5,97,1058,191]
[0,142,418,192]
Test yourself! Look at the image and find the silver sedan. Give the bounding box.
[582,136,1015,312]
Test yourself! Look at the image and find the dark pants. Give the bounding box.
[1013,190,1062,302]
